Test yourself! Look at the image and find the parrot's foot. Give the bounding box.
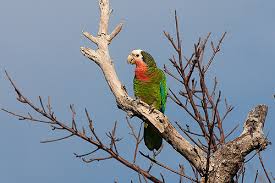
[135,97,141,104]
[149,105,155,114]
[132,97,141,106]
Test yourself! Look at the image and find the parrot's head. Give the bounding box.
[127,49,157,68]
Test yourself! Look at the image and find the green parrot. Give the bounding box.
[127,49,167,151]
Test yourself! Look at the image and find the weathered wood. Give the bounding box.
[81,1,270,182]
[204,105,269,183]
[81,0,207,174]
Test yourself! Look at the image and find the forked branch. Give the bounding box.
[163,10,270,183]
[80,0,207,174]
[3,0,270,182]
[3,71,162,183]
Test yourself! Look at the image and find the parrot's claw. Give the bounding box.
[149,105,155,114]
[131,99,137,106]
[132,97,141,106]
[135,97,141,104]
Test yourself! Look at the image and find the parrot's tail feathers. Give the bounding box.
[144,123,163,151]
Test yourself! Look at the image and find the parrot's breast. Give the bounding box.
[135,60,149,81]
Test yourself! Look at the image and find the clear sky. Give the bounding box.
[1,0,274,182]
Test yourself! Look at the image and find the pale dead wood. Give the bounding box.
[2,0,271,182]
[206,105,269,183]
[80,0,207,174]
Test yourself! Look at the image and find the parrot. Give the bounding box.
[127,49,167,151]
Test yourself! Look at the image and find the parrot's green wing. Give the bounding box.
[143,69,167,151]
[159,70,167,113]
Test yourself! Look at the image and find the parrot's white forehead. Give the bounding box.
[131,49,143,55]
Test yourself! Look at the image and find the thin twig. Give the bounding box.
[82,156,112,163]
[204,32,227,72]
[74,148,100,158]
[4,71,163,183]
[139,151,198,182]
[2,109,53,124]
[126,117,143,163]
[257,151,272,183]
[40,134,74,143]
[253,170,259,183]
[241,166,246,183]
[176,122,206,152]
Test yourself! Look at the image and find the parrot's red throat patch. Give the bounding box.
[135,60,149,81]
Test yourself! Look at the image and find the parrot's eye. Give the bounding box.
[136,54,140,57]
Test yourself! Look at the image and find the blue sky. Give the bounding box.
[1,0,274,182]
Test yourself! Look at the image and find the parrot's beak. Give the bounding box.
[127,54,135,65]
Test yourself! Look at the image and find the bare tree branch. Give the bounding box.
[108,22,123,43]
[80,0,207,174]
[207,105,269,182]
[139,151,198,182]
[40,134,74,143]
[253,170,259,183]
[2,74,163,183]
[126,117,143,163]
[2,0,271,182]
[257,151,272,183]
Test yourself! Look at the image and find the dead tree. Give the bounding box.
[2,0,271,182]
